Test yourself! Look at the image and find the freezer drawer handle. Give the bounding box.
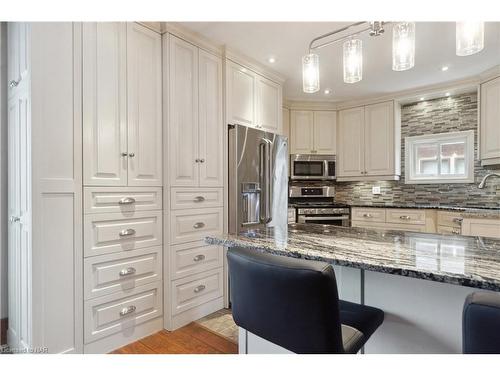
[118,197,136,205]
[119,228,136,237]
[193,222,205,229]
[399,215,411,220]
[193,254,206,262]
[194,285,206,293]
[119,267,137,277]
[194,196,205,203]
[119,305,137,317]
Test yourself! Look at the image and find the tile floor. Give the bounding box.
[196,309,238,344]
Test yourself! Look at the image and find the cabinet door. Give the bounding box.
[364,101,395,176]
[198,50,224,187]
[461,218,500,239]
[313,111,337,154]
[337,107,365,177]
[7,23,30,97]
[480,77,500,162]
[226,60,256,127]
[257,75,281,133]
[83,23,128,186]
[168,35,199,187]
[290,111,314,154]
[127,23,162,186]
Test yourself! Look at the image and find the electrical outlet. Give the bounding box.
[372,186,381,195]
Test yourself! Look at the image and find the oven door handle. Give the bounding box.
[298,215,350,223]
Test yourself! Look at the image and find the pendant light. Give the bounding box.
[343,38,363,83]
[456,22,484,56]
[392,22,415,71]
[302,53,320,93]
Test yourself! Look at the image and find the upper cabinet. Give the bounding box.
[290,110,336,155]
[337,101,400,181]
[168,35,223,188]
[226,59,282,134]
[83,22,162,187]
[480,76,500,166]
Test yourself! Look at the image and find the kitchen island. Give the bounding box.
[206,224,500,353]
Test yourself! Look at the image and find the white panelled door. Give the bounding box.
[257,76,281,133]
[82,22,127,186]
[337,107,365,177]
[480,77,500,162]
[313,111,336,154]
[127,23,162,187]
[364,101,394,176]
[198,49,224,187]
[169,35,199,187]
[226,60,256,127]
[290,110,313,154]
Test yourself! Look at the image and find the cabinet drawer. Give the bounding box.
[171,268,223,316]
[170,241,223,280]
[84,246,162,299]
[170,188,223,210]
[437,210,463,228]
[437,225,461,235]
[386,209,426,225]
[170,207,223,245]
[351,208,386,222]
[84,281,162,343]
[352,220,425,233]
[84,211,162,257]
[84,187,162,214]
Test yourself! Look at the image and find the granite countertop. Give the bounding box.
[206,224,500,291]
[347,204,500,219]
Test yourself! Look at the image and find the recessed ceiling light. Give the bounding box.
[420,97,425,101]
[445,92,451,97]
[441,66,449,72]
[268,57,276,63]
[324,89,331,95]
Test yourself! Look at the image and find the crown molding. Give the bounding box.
[163,22,224,57]
[136,22,163,34]
[479,65,500,83]
[224,46,286,85]
[285,100,337,111]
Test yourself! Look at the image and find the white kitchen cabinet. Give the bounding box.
[83,22,162,187]
[126,23,163,186]
[168,34,223,188]
[226,59,282,133]
[461,218,500,239]
[337,101,400,181]
[480,76,500,166]
[290,110,336,155]
[313,111,337,154]
[290,111,314,154]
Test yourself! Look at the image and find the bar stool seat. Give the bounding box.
[227,246,384,354]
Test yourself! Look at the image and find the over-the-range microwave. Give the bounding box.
[290,154,336,181]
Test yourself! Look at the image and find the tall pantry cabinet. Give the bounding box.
[164,34,225,330]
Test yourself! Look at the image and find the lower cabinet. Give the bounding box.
[351,207,436,233]
[461,217,500,239]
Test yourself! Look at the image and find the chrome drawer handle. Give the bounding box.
[119,305,137,317]
[452,218,463,224]
[193,222,205,229]
[193,254,206,262]
[119,267,137,277]
[363,213,372,218]
[118,197,136,205]
[194,196,205,203]
[400,215,411,220]
[119,228,136,237]
[193,285,206,293]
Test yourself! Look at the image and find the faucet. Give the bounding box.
[478,173,500,189]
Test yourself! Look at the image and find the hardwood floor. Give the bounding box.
[111,322,238,354]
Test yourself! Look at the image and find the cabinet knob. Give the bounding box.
[119,267,137,277]
[118,197,136,205]
[9,79,20,88]
[10,216,21,223]
[452,229,461,235]
[119,305,137,317]
[195,159,200,163]
[199,159,205,163]
[193,254,206,262]
[452,218,463,224]
[363,213,372,218]
[119,228,136,237]
[128,153,135,158]
[193,222,205,229]
[121,152,128,157]
[193,285,206,293]
[400,215,411,220]
[194,196,205,203]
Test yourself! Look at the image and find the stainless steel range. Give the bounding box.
[289,185,350,227]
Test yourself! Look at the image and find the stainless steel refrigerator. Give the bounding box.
[228,124,288,242]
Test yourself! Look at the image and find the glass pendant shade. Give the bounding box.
[392,22,415,71]
[302,53,320,93]
[343,38,363,83]
[456,22,484,56]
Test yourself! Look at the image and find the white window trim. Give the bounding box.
[405,130,475,184]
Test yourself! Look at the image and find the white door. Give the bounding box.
[8,90,31,351]
[313,111,337,154]
[256,75,281,133]
[226,60,256,127]
[480,77,500,162]
[198,50,223,187]
[364,101,394,176]
[169,35,199,187]
[127,23,162,186]
[82,22,127,186]
[7,23,29,97]
[290,111,314,154]
[337,107,365,177]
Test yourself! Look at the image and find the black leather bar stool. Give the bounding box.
[463,292,500,354]
[227,247,384,354]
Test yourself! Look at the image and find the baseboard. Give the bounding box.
[0,318,7,346]
[168,297,224,331]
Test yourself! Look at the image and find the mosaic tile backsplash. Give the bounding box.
[335,93,500,208]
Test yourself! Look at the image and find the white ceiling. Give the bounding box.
[178,22,500,102]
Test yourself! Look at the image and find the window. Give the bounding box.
[405,130,474,184]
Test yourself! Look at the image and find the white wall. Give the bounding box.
[0,22,7,320]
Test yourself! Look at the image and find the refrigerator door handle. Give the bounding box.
[259,138,273,224]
